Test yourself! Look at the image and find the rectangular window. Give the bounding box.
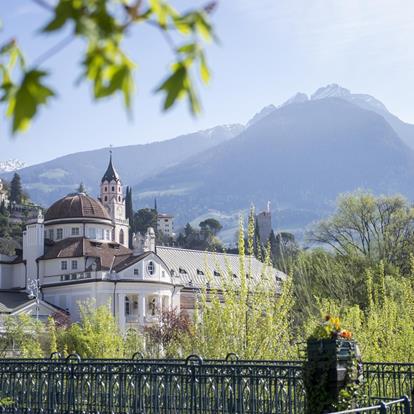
[71,227,80,236]
[87,228,96,239]
[56,228,63,240]
[134,268,139,276]
[64,274,70,281]
[61,261,67,270]
[71,260,78,270]
[48,229,54,240]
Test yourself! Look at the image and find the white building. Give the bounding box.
[0,156,285,331]
[157,213,174,237]
[0,179,9,208]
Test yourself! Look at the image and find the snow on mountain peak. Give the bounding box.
[311,84,351,100]
[0,159,25,173]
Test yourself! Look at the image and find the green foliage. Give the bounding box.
[133,208,157,235]
[0,314,44,358]
[176,219,223,251]
[10,173,23,204]
[0,0,216,134]
[60,300,124,358]
[183,215,297,360]
[309,192,414,271]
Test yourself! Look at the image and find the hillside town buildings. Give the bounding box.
[0,156,285,331]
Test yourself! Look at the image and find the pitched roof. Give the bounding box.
[44,193,111,222]
[156,246,286,289]
[112,252,151,272]
[101,154,120,183]
[0,291,35,313]
[39,238,131,270]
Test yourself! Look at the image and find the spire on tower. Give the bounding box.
[101,150,120,183]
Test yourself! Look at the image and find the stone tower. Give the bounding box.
[100,153,129,247]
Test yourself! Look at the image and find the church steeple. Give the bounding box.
[101,151,120,183]
[99,151,129,247]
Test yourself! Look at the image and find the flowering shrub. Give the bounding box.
[310,315,353,340]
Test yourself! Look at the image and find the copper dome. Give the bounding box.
[44,193,111,222]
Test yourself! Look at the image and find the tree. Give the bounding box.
[145,309,192,357]
[133,208,157,235]
[10,173,23,204]
[61,300,124,358]
[270,231,299,272]
[0,0,216,134]
[185,215,296,359]
[199,218,222,236]
[0,314,44,357]
[125,187,134,247]
[308,192,414,272]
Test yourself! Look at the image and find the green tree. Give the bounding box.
[184,215,296,359]
[199,218,222,236]
[133,208,157,235]
[0,0,216,134]
[309,192,414,272]
[125,187,134,247]
[61,300,124,358]
[10,173,23,204]
[0,314,44,357]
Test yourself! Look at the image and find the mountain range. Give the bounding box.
[2,84,414,242]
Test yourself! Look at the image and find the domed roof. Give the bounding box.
[44,193,111,222]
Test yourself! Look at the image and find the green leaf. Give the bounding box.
[156,64,187,110]
[199,51,210,84]
[42,1,73,32]
[8,70,55,133]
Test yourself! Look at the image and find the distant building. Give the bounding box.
[0,179,9,208]
[256,202,272,243]
[157,213,174,237]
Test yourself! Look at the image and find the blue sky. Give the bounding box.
[1,0,414,165]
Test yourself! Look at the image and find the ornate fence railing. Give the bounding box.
[0,356,414,413]
[0,355,305,414]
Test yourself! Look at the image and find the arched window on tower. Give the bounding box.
[119,229,124,245]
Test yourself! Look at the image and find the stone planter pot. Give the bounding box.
[305,338,360,414]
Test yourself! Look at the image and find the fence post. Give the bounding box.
[379,401,387,414]
[403,394,411,414]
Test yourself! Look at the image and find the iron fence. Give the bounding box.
[0,355,305,414]
[0,356,414,413]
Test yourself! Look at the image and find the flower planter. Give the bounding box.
[305,338,360,414]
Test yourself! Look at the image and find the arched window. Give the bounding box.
[104,187,107,192]
[119,229,124,245]
[118,196,121,201]
[104,196,107,201]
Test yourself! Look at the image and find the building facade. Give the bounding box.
[157,213,174,237]
[0,157,285,331]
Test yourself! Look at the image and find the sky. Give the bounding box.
[1,0,414,165]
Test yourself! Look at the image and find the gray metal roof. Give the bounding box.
[156,246,286,290]
[0,291,35,313]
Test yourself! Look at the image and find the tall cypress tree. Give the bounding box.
[125,187,134,248]
[10,173,23,204]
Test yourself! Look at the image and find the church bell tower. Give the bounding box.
[100,152,129,247]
